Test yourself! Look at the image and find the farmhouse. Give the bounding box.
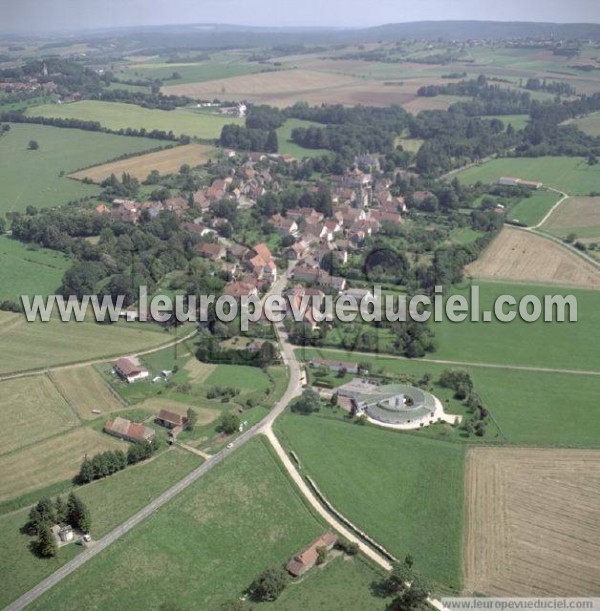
[310,358,361,375]
[104,417,156,443]
[286,532,337,577]
[114,356,149,383]
[156,409,187,429]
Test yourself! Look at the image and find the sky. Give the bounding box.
[2,0,599,33]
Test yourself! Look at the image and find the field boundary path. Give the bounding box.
[0,328,198,383]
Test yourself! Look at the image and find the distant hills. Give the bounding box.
[3,20,600,48]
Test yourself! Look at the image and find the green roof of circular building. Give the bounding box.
[355,383,437,425]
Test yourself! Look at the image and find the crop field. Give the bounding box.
[465,227,600,288]
[277,414,465,588]
[50,367,124,420]
[70,142,215,182]
[0,123,165,213]
[0,236,70,301]
[505,190,559,226]
[456,156,600,196]
[30,438,327,610]
[464,448,600,596]
[299,346,600,447]
[570,111,600,136]
[0,315,171,376]
[541,196,600,240]
[0,376,75,456]
[117,60,269,85]
[0,448,200,609]
[0,427,123,502]
[162,69,457,109]
[26,100,243,140]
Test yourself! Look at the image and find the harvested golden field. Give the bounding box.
[0,376,76,456]
[464,447,600,596]
[466,226,600,288]
[50,366,125,420]
[70,143,215,183]
[138,398,219,426]
[0,428,123,501]
[542,197,600,240]
[162,69,443,108]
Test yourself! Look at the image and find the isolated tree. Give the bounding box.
[186,407,198,432]
[257,341,277,368]
[28,140,39,150]
[250,566,288,602]
[218,412,240,435]
[290,389,321,415]
[0,216,5,234]
[37,524,58,558]
[382,560,413,596]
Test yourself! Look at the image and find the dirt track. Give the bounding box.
[464,447,600,596]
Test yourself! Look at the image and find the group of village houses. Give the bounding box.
[95,151,424,322]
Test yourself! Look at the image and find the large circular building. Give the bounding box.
[352,383,438,426]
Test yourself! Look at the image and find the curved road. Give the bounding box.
[8,267,448,611]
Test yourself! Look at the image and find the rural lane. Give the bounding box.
[8,265,450,611]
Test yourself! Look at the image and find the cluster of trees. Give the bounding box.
[218,411,241,434]
[288,103,408,160]
[525,78,575,96]
[207,385,241,401]
[290,388,322,415]
[78,439,160,484]
[219,124,279,153]
[10,204,224,307]
[378,556,431,611]
[439,369,489,437]
[409,110,519,176]
[195,334,279,368]
[25,493,91,558]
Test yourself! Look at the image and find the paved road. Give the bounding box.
[9,264,450,610]
[6,270,299,611]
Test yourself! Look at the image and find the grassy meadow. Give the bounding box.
[431,282,600,372]
[29,438,328,610]
[0,123,166,213]
[26,100,243,140]
[456,156,600,196]
[506,189,559,226]
[0,315,173,376]
[276,118,330,158]
[277,414,465,589]
[300,346,600,448]
[0,236,70,301]
[0,448,199,609]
